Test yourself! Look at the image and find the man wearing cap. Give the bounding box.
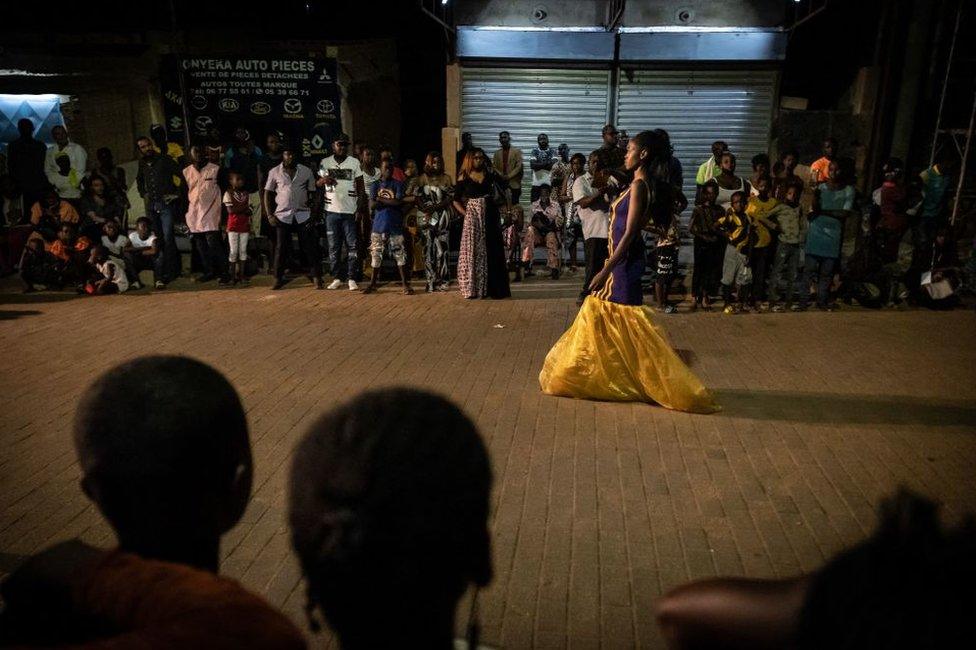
[263,142,323,290]
[317,133,366,291]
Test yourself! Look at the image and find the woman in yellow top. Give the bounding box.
[539,131,719,414]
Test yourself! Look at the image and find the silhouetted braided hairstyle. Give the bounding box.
[632,129,675,228]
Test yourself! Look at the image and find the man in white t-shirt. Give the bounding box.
[317,134,367,290]
[573,151,611,306]
[127,216,161,289]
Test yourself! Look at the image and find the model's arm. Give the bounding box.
[589,179,649,292]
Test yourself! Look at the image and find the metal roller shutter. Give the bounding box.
[461,67,611,205]
[616,69,777,214]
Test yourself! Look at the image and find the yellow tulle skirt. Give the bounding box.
[539,297,720,413]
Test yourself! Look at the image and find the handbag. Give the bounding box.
[921,271,954,300]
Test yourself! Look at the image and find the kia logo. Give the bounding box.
[218,98,240,112]
[283,98,302,114]
[194,115,213,132]
[250,101,271,115]
[316,99,335,114]
[190,95,208,110]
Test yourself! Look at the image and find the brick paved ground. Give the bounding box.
[1,273,975,649]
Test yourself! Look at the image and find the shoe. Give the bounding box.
[154,281,166,290]
[272,278,286,290]
[664,304,678,314]
[723,304,737,315]
[131,280,143,290]
[771,303,785,313]
[791,304,807,312]
[550,268,560,280]
[739,305,752,313]
[314,277,324,290]
[348,279,359,291]
[327,279,343,290]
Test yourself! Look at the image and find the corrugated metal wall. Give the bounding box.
[616,69,777,209]
[461,67,611,202]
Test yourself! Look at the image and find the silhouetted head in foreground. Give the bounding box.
[73,356,252,572]
[289,388,492,649]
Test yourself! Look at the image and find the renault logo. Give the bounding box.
[283,98,302,114]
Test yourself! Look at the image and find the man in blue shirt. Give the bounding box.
[363,160,413,295]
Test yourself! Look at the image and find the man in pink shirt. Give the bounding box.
[183,145,228,284]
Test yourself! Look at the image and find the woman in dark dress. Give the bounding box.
[453,148,511,299]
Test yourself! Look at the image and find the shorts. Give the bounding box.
[369,232,406,268]
[656,244,677,279]
[721,244,752,288]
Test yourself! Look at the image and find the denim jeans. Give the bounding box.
[768,242,801,304]
[800,253,836,308]
[147,199,178,282]
[326,212,360,281]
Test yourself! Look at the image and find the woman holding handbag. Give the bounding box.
[453,149,511,299]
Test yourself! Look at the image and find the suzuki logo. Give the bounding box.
[283,98,302,114]
[218,98,240,112]
[169,116,183,130]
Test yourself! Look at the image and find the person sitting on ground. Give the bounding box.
[364,159,413,295]
[100,218,136,285]
[29,188,80,246]
[289,387,493,649]
[128,216,161,290]
[48,222,93,288]
[655,489,976,650]
[716,190,755,314]
[0,356,305,649]
[19,238,60,293]
[79,174,126,241]
[85,244,128,295]
[524,183,563,279]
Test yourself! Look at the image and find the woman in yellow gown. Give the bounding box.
[539,130,719,414]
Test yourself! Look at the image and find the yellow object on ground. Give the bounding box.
[540,296,720,413]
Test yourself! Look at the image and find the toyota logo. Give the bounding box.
[190,95,208,110]
[283,98,302,114]
[218,98,240,112]
[250,101,271,115]
[194,115,213,132]
[315,99,335,114]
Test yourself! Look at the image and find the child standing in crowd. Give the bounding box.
[874,157,907,264]
[810,137,837,185]
[690,182,725,310]
[750,154,770,196]
[716,191,755,314]
[653,216,680,313]
[223,172,251,286]
[561,153,586,272]
[745,175,778,308]
[802,159,855,311]
[767,183,805,311]
[86,245,128,295]
[128,216,162,289]
[364,160,413,295]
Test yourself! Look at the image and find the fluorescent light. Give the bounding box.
[463,25,606,32]
[618,26,786,33]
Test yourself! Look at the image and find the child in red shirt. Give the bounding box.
[223,172,251,285]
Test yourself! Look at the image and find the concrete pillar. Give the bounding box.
[444,62,462,178]
[889,0,934,161]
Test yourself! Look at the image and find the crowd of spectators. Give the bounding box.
[0,117,971,310]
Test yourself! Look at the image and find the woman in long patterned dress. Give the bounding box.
[453,149,511,299]
[539,131,718,413]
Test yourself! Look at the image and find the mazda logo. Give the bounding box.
[190,95,208,110]
[316,99,334,114]
[218,98,240,112]
[250,101,271,115]
[283,98,302,114]
[194,115,213,132]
